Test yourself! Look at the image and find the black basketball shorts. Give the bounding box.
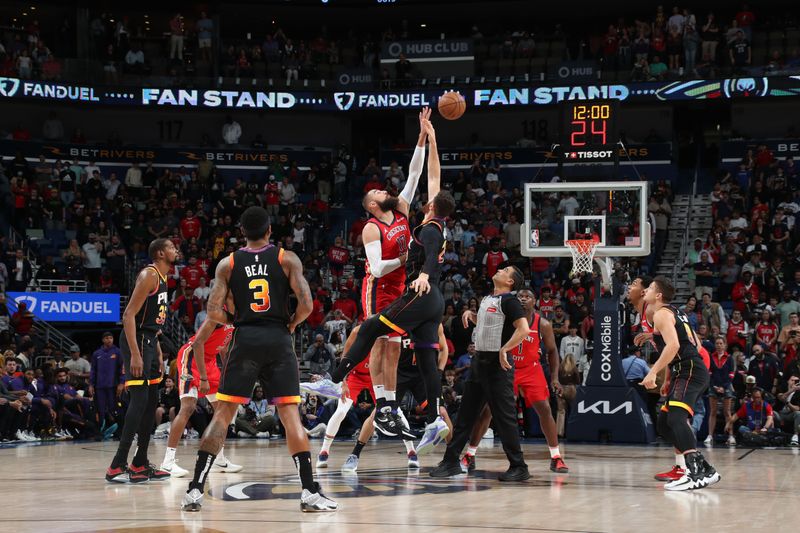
[120,330,162,387]
[217,323,300,405]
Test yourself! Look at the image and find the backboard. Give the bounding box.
[521,181,650,258]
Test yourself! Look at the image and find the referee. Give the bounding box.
[430,266,531,481]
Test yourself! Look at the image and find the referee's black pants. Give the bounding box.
[444,351,526,468]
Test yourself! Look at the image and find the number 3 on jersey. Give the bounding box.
[249,279,271,312]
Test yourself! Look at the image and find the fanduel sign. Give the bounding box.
[8,292,120,322]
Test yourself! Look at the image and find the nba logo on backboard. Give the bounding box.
[530,229,539,247]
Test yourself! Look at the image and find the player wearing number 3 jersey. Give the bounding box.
[182,206,336,513]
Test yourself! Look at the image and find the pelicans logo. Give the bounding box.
[722,77,769,98]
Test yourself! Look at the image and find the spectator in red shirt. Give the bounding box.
[180,209,202,240]
[171,287,201,324]
[180,256,207,289]
[11,124,30,141]
[332,290,358,321]
[362,174,382,193]
[10,302,34,338]
[326,236,350,279]
[754,144,773,169]
[349,214,368,247]
[482,239,508,278]
[306,294,326,333]
[732,271,760,313]
[264,175,280,220]
[735,4,756,41]
[726,309,750,351]
[755,310,779,354]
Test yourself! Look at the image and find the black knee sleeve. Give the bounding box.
[330,315,390,383]
[415,347,441,424]
[667,406,697,453]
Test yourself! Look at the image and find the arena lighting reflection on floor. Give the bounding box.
[208,467,569,501]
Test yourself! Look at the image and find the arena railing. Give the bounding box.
[673,164,700,289]
[34,279,89,293]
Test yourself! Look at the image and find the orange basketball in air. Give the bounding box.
[437,91,466,120]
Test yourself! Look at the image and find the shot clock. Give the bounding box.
[560,99,620,162]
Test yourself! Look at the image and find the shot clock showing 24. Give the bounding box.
[560,99,620,161]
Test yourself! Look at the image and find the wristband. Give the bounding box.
[200,378,208,382]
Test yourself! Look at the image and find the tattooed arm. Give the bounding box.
[207,255,232,326]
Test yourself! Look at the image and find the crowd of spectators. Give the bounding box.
[2,3,799,87]
[673,143,800,445]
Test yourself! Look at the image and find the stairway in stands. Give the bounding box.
[655,193,713,302]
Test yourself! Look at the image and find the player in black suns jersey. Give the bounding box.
[641,276,720,491]
[181,206,337,513]
[105,238,178,484]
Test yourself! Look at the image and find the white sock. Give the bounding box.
[549,446,561,459]
[321,436,334,455]
[373,385,385,400]
[385,390,396,402]
[216,446,226,464]
[164,447,176,463]
[467,445,478,456]
[403,440,415,454]
[676,453,686,469]
[321,397,353,455]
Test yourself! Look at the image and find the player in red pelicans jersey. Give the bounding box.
[356,108,434,440]
[160,319,241,477]
[461,288,568,474]
[307,108,431,468]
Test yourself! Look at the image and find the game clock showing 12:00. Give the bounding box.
[560,100,620,161]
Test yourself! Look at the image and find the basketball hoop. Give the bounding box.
[565,239,599,277]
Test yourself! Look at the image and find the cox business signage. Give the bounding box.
[8,292,120,323]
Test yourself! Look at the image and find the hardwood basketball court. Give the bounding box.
[2,438,796,533]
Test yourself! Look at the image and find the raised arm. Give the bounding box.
[397,107,431,216]
[282,250,313,333]
[206,257,232,326]
[423,119,441,200]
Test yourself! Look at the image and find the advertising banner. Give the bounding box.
[7,292,121,322]
[3,76,800,111]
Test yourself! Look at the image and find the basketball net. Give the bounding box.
[565,239,599,278]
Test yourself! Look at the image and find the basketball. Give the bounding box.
[437,91,466,120]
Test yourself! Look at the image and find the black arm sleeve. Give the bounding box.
[419,225,444,277]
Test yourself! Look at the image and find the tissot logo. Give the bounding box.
[334,92,355,111]
[0,77,20,97]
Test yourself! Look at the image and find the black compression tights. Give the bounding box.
[657,408,696,453]
[111,383,158,468]
[330,315,391,383]
[414,347,441,424]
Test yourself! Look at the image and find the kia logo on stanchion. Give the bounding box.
[0,77,21,97]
